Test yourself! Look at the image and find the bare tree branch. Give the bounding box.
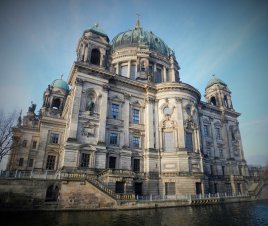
[0,110,18,163]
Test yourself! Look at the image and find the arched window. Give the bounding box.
[210,96,217,106]
[90,48,100,65]
[52,98,61,109]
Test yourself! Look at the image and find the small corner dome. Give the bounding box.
[51,79,69,91]
[84,24,109,42]
[206,75,227,89]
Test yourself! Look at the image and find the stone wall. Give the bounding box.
[0,178,117,210]
[58,180,117,209]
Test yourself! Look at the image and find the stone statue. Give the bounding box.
[87,96,95,113]
[43,85,51,107]
[28,102,36,113]
[17,110,22,127]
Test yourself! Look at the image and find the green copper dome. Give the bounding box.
[110,22,171,56]
[84,24,109,42]
[206,75,227,89]
[52,79,69,91]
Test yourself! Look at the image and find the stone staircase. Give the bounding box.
[60,171,135,201]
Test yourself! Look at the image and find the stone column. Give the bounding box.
[175,97,185,149]
[98,85,109,142]
[84,45,89,62]
[116,63,119,74]
[145,97,155,149]
[163,66,167,82]
[127,60,131,79]
[123,93,130,146]
[68,78,83,139]
[81,43,85,61]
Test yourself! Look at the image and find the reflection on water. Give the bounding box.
[1,201,268,226]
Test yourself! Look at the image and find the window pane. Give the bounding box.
[110,133,118,145]
[186,132,193,151]
[204,125,208,137]
[216,128,221,139]
[28,159,34,167]
[50,133,59,144]
[130,65,136,80]
[164,132,174,151]
[133,159,140,172]
[111,104,119,119]
[109,157,116,169]
[32,141,37,149]
[155,68,162,83]
[80,153,90,167]
[120,65,128,77]
[133,109,140,124]
[46,155,56,170]
[133,136,140,148]
[19,158,24,166]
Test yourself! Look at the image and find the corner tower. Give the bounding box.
[205,75,233,110]
[76,24,110,69]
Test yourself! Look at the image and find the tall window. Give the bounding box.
[185,132,193,152]
[132,109,140,124]
[46,155,56,170]
[28,159,34,167]
[133,136,140,148]
[210,165,214,175]
[19,158,24,167]
[120,65,128,77]
[130,64,136,80]
[164,132,174,151]
[155,68,162,83]
[110,133,118,145]
[207,147,211,156]
[111,104,119,119]
[219,149,224,158]
[22,140,27,147]
[90,48,100,65]
[222,166,225,176]
[203,125,209,137]
[50,133,59,144]
[226,183,232,195]
[109,156,116,169]
[133,159,140,172]
[80,153,90,168]
[215,128,221,140]
[32,141,37,149]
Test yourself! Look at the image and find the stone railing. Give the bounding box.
[136,192,249,203]
[0,170,60,180]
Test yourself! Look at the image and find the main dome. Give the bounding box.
[110,23,171,56]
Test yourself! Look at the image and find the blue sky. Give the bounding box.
[0,0,267,166]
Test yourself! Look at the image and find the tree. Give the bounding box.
[0,110,18,163]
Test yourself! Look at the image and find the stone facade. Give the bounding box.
[8,20,249,198]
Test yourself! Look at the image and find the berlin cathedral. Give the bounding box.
[8,18,249,197]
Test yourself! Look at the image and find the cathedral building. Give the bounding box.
[8,19,249,197]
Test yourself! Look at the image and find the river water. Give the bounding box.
[1,201,268,226]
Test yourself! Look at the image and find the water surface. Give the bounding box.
[1,201,268,226]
